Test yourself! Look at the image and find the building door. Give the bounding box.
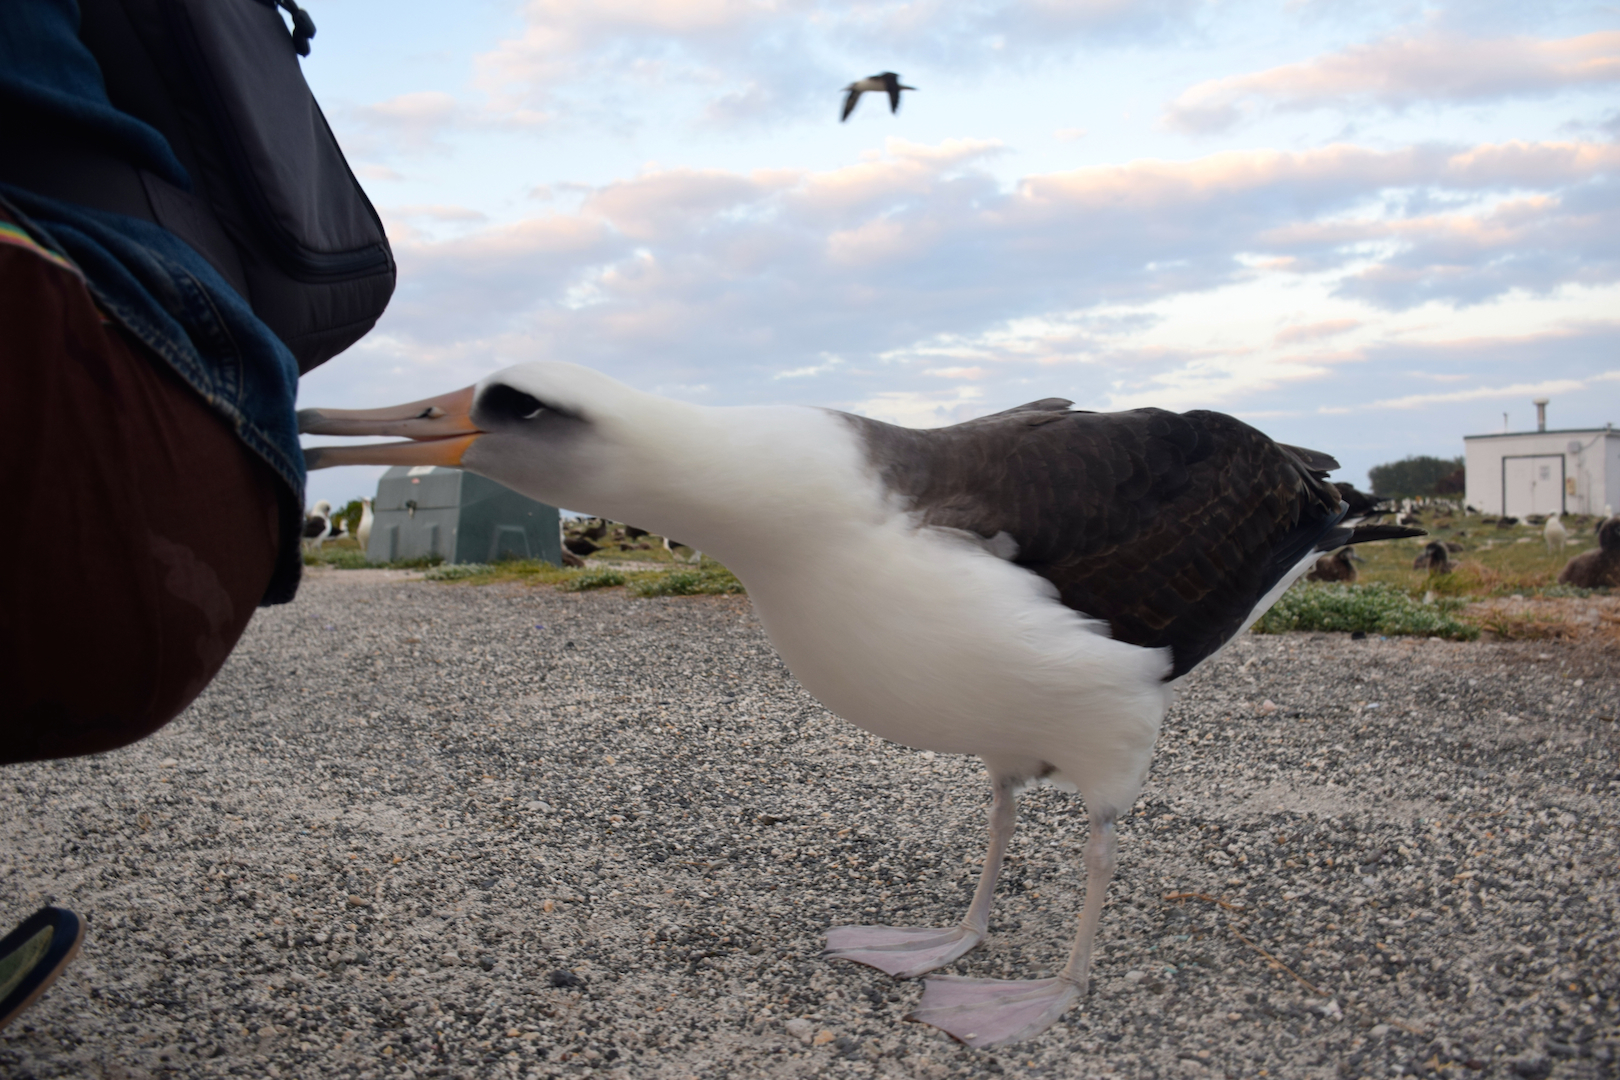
[1503,455,1565,517]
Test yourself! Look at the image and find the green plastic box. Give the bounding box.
[368,466,562,565]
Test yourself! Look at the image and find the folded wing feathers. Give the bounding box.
[842,404,1411,680]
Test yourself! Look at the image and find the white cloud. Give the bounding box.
[349,91,471,155]
[1274,318,1360,345]
[1164,28,1620,133]
[386,205,490,223]
[1368,373,1616,411]
[339,90,550,164]
[360,136,1620,401]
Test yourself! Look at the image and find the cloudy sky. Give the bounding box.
[296,0,1620,509]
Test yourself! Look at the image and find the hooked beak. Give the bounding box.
[299,386,482,470]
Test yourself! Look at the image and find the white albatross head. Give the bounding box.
[298,362,719,532]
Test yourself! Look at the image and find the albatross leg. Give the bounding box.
[824,777,1016,979]
[905,809,1118,1048]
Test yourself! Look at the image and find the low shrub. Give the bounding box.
[422,563,492,581]
[1538,583,1606,599]
[1253,583,1479,640]
[629,568,745,597]
[303,548,440,569]
[1471,611,1577,641]
[560,568,628,591]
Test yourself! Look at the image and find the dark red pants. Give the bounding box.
[0,212,281,764]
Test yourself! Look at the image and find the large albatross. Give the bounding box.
[300,363,1422,1047]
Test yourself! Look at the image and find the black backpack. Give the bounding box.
[67,0,395,373]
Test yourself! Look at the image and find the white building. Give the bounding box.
[1463,400,1619,517]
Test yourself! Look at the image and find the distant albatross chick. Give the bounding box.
[841,72,914,121]
[1558,517,1620,588]
[1305,548,1358,583]
[298,363,1423,1048]
[1412,540,1455,574]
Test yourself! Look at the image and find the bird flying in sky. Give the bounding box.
[841,72,914,121]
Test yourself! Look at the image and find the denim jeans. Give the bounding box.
[2,187,305,603]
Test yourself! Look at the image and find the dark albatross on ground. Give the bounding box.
[300,499,333,554]
[298,363,1422,1047]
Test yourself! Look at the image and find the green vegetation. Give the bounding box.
[1254,510,1610,640]
[303,526,747,596]
[1367,455,1465,499]
[414,557,745,596]
[335,498,364,538]
[629,567,745,596]
[1344,510,1604,596]
[302,538,440,570]
[1253,583,1479,640]
[421,563,494,581]
[562,568,630,591]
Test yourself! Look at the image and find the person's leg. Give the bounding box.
[0,211,287,1031]
[0,217,283,764]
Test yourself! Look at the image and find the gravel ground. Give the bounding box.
[3,571,1617,1080]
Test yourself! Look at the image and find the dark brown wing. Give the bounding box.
[1278,443,1339,475]
[839,405,1353,679]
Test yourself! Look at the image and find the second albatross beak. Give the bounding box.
[299,386,482,470]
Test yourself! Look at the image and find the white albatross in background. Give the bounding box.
[298,363,1421,1047]
[356,497,374,552]
[1544,513,1566,554]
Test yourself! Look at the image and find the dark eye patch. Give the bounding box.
[480,383,549,422]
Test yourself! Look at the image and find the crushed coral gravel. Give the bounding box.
[2,572,1616,1079]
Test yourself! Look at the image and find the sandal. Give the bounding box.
[0,907,85,1031]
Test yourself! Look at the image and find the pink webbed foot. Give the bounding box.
[824,924,983,979]
[906,974,1082,1048]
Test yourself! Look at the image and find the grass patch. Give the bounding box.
[1470,610,1579,641]
[1347,511,1603,598]
[628,567,745,596]
[421,563,493,581]
[560,568,630,591]
[1254,512,1612,639]
[304,547,375,569]
[302,540,441,570]
[1417,559,1552,599]
[1540,583,1606,599]
[412,558,746,597]
[420,559,580,586]
[1254,583,1479,640]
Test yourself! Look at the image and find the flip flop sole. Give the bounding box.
[0,907,85,1032]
